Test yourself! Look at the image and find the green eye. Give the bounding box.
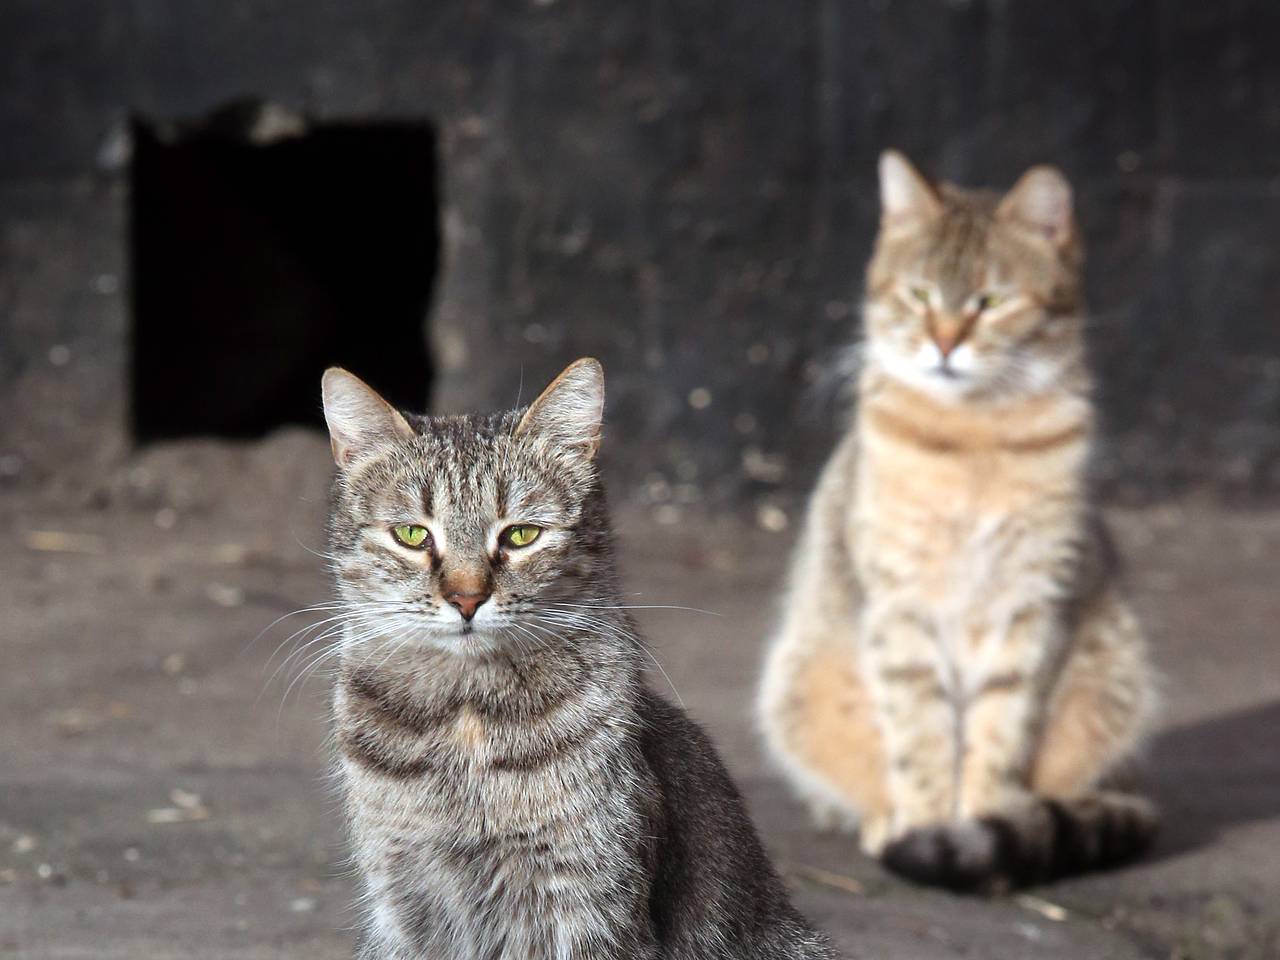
[976,292,1003,311]
[502,524,542,548]
[392,524,430,549]
[910,286,932,305]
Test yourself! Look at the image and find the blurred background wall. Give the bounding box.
[2,0,1278,512]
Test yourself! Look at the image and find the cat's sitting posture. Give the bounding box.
[759,152,1158,893]
[321,359,838,959]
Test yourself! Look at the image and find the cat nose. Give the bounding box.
[930,318,969,360]
[932,330,959,359]
[445,590,490,621]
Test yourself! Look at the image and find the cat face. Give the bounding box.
[864,151,1085,402]
[322,359,610,656]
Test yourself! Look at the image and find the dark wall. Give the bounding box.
[2,0,1278,507]
[129,115,438,440]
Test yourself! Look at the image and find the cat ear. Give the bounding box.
[997,165,1074,247]
[321,368,416,468]
[515,358,605,460]
[879,150,941,224]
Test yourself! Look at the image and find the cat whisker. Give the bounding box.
[275,647,342,724]
[253,599,413,648]
[266,620,379,688]
[262,608,404,682]
[339,621,435,678]
[261,609,387,669]
[265,624,376,705]
[275,621,404,720]
[268,610,407,691]
[245,600,382,655]
[503,622,554,660]
[288,528,349,565]
[529,609,686,708]
[544,600,722,617]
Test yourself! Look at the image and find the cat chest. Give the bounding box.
[857,501,1065,597]
[339,692,643,842]
[337,674,616,771]
[346,755,648,959]
[854,445,1079,600]
[852,475,1077,693]
[339,705,622,813]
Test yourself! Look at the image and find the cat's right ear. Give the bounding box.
[321,368,416,468]
[515,358,605,460]
[878,150,941,225]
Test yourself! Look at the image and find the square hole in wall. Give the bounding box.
[129,101,438,441]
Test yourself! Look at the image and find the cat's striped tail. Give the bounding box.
[880,791,1158,893]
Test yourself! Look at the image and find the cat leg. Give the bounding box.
[961,587,1154,810]
[880,593,1162,896]
[873,602,1053,890]
[860,604,958,853]
[1031,589,1156,796]
[956,605,1060,819]
[760,623,889,837]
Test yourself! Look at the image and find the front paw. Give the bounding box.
[958,784,1033,821]
[858,814,895,857]
[880,820,1004,894]
[808,797,860,834]
[860,803,954,858]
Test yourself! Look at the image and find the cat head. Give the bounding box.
[321,358,613,656]
[863,150,1086,402]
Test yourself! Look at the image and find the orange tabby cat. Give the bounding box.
[758,151,1158,892]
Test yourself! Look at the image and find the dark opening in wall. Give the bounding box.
[129,101,438,441]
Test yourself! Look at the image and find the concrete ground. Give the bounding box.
[2,433,1278,959]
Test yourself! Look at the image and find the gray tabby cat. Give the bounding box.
[320,358,839,960]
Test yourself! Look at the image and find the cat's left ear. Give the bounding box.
[515,358,605,460]
[997,165,1074,248]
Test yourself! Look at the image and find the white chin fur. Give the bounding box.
[871,342,983,402]
[871,342,1067,401]
[344,609,515,657]
[417,626,510,656]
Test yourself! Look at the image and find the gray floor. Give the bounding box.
[3,434,1278,959]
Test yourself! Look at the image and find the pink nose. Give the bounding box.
[932,326,962,359]
[446,591,490,621]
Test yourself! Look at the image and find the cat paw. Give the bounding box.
[860,806,953,858]
[958,784,1034,821]
[858,814,896,857]
[808,798,860,834]
[879,820,1003,894]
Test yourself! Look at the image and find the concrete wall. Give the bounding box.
[2,0,1278,508]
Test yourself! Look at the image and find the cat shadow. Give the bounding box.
[1142,699,1280,861]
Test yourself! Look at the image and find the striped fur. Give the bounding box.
[881,792,1159,894]
[759,152,1159,892]
[322,361,839,959]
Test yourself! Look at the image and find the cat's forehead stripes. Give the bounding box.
[342,412,582,556]
[875,193,1072,313]
[931,226,986,309]
[905,194,998,302]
